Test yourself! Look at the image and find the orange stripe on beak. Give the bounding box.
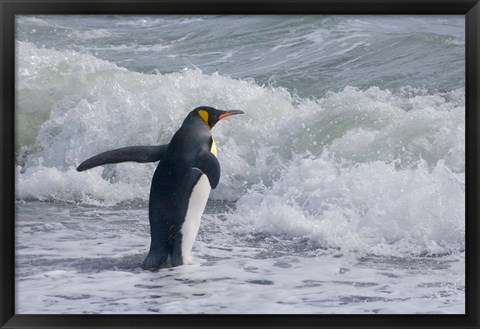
[219,110,244,120]
[218,113,233,120]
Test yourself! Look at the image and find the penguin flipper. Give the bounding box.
[77,145,168,172]
[192,151,221,189]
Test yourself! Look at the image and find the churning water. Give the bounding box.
[15,15,465,314]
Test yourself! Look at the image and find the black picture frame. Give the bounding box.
[1,1,479,328]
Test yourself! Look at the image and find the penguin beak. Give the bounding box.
[218,110,244,120]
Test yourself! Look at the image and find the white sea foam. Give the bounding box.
[68,29,114,40]
[16,248,465,314]
[231,155,464,256]
[16,42,465,257]
[14,17,465,315]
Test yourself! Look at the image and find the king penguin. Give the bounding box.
[77,106,244,270]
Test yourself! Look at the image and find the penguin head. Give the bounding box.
[191,106,244,129]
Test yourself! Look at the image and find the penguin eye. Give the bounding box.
[197,110,210,127]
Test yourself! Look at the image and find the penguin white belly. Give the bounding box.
[181,174,211,263]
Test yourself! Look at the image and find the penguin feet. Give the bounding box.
[170,254,184,268]
[141,251,168,271]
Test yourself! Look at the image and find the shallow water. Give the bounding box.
[16,201,464,314]
[15,15,465,313]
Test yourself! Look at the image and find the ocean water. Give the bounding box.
[15,15,465,314]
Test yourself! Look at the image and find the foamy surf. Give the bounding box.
[16,41,465,257]
[15,15,465,314]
